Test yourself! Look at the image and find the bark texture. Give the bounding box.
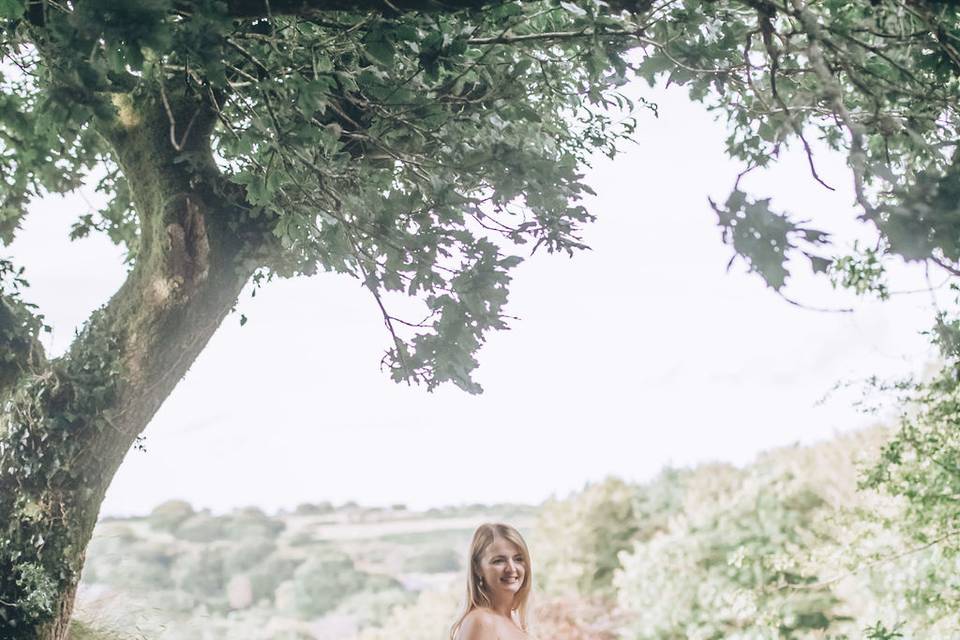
[0,88,267,640]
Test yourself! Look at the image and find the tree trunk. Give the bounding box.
[0,90,266,639]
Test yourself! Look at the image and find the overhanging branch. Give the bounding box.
[200,0,653,18]
[467,27,651,46]
[205,0,501,18]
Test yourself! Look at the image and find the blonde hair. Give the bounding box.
[449,523,533,640]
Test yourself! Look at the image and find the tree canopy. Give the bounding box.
[0,0,955,390]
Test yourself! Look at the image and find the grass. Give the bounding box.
[69,620,141,640]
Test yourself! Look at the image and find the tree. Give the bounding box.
[1,1,959,638]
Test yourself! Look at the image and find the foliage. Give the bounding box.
[292,549,376,617]
[615,468,846,639]
[247,552,302,604]
[860,330,960,627]
[0,258,47,387]
[333,587,417,629]
[862,542,960,635]
[0,310,122,630]
[147,500,195,533]
[354,587,460,640]
[293,502,335,516]
[223,538,277,576]
[0,0,650,394]
[863,622,904,640]
[174,513,227,542]
[12,0,958,392]
[535,469,718,598]
[864,363,960,553]
[535,477,645,597]
[222,507,286,540]
[172,547,228,603]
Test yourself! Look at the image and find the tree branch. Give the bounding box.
[208,0,501,18]
[203,0,652,19]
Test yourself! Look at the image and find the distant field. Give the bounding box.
[76,502,538,640]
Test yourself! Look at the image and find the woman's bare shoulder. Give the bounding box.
[455,608,498,640]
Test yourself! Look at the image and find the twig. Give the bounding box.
[789,0,873,217]
[777,289,853,313]
[931,255,960,277]
[158,80,200,152]
[347,233,411,380]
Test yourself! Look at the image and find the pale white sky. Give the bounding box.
[8,82,942,516]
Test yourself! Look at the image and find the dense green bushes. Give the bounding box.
[527,429,960,638]
[292,548,402,617]
[148,501,195,533]
[615,471,844,638]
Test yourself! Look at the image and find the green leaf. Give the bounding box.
[0,0,25,18]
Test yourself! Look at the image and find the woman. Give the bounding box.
[450,523,532,640]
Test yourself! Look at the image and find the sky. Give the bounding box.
[7,81,944,516]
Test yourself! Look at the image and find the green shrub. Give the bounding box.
[176,513,227,542]
[224,538,276,576]
[356,587,460,640]
[292,549,368,617]
[88,541,175,591]
[222,507,285,540]
[294,502,334,515]
[248,553,303,603]
[536,477,646,596]
[173,547,227,601]
[615,471,844,639]
[148,500,195,532]
[286,530,317,547]
[336,588,416,628]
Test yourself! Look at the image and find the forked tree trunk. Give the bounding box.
[0,90,266,640]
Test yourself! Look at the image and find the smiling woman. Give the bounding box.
[450,523,533,640]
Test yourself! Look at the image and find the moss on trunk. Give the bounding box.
[0,89,266,640]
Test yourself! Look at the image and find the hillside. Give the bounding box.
[75,503,534,640]
[73,426,960,639]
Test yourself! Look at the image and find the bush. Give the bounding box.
[292,549,368,617]
[614,470,845,639]
[176,513,227,542]
[222,507,285,540]
[356,587,460,640]
[83,524,140,583]
[248,553,303,603]
[286,530,317,547]
[224,538,277,576]
[294,502,334,515]
[535,477,646,596]
[87,540,175,591]
[172,547,227,601]
[148,500,195,532]
[335,588,417,628]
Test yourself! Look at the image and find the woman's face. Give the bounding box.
[478,536,526,598]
